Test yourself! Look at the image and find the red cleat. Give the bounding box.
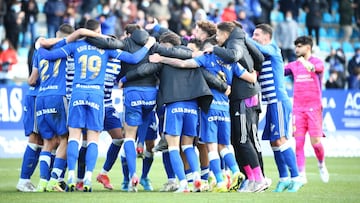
[96,174,113,190]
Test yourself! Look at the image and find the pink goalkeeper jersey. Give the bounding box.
[285,56,324,111]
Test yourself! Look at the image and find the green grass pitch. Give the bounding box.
[1,157,359,203]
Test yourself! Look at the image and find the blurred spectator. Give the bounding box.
[207,8,221,24]
[254,0,274,24]
[190,0,207,23]
[278,0,302,21]
[43,0,66,38]
[355,0,360,30]
[325,48,347,88]
[237,8,255,37]
[97,3,117,35]
[4,0,24,50]
[147,0,171,28]
[221,1,237,22]
[326,70,343,89]
[179,0,193,33]
[0,0,6,42]
[0,39,18,84]
[348,48,360,89]
[302,0,328,46]
[63,5,77,28]
[119,0,138,30]
[339,0,354,43]
[235,0,262,21]
[21,0,39,47]
[274,10,298,63]
[79,0,97,15]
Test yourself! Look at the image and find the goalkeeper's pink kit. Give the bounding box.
[285,56,324,136]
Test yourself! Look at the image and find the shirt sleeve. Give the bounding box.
[111,47,149,64]
[38,43,71,60]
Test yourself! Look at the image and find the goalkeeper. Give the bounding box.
[284,36,329,184]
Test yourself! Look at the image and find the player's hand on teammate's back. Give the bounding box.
[149,54,162,63]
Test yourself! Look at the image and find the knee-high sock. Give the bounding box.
[313,142,325,164]
[168,147,186,181]
[220,148,240,174]
[51,158,67,179]
[295,136,306,173]
[141,151,154,179]
[162,151,175,179]
[123,138,136,178]
[279,142,299,178]
[252,166,264,182]
[67,139,80,181]
[103,139,122,172]
[182,145,200,176]
[272,146,288,179]
[20,143,40,179]
[201,166,209,181]
[85,142,98,173]
[77,144,86,180]
[243,165,254,181]
[121,156,129,182]
[209,151,223,184]
[39,151,52,180]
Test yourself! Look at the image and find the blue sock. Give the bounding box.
[168,148,186,181]
[121,156,129,182]
[220,156,225,170]
[209,154,223,183]
[60,163,66,179]
[103,143,121,171]
[185,168,193,183]
[201,166,209,180]
[67,140,79,172]
[273,149,289,179]
[162,151,175,179]
[281,147,299,178]
[77,146,86,179]
[141,152,153,179]
[182,145,200,174]
[85,142,98,172]
[39,151,52,180]
[20,144,40,179]
[221,149,240,173]
[124,139,136,178]
[51,158,67,179]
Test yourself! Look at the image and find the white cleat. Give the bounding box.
[319,165,329,183]
[16,181,36,192]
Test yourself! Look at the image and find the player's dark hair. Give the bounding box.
[188,38,202,50]
[201,35,217,50]
[217,21,236,34]
[196,20,217,37]
[58,23,75,35]
[125,24,141,35]
[294,36,313,48]
[85,19,100,31]
[255,23,273,38]
[159,32,181,46]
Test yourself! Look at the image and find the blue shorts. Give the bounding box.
[200,109,231,145]
[23,95,37,136]
[36,96,68,139]
[104,106,123,131]
[262,100,292,142]
[137,109,158,142]
[68,92,104,131]
[123,87,157,126]
[163,100,199,137]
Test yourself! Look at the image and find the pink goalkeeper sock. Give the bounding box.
[243,165,254,181]
[252,166,264,182]
[313,142,325,163]
[295,136,306,172]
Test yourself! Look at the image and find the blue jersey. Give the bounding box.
[38,39,149,96]
[194,53,245,111]
[104,58,121,107]
[36,39,67,96]
[249,40,289,104]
